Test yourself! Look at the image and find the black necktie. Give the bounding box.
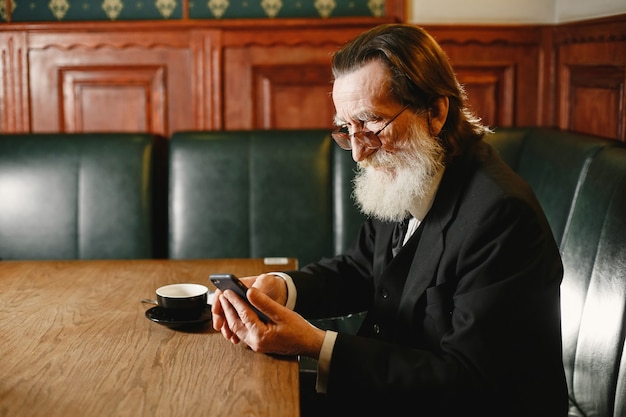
[391,217,410,257]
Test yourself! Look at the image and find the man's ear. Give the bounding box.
[428,96,449,137]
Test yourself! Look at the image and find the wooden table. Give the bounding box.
[0,258,300,417]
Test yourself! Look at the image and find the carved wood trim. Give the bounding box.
[27,29,192,50]
[191,30,222,130]
[553,14,626,45]
[424,25,542,46]
[2,17,396,33]
[0,32,29,132]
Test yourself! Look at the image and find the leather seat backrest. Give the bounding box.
[0,133,154,260]
[558,146,626,417]
[486,127,614,246]
[169,130,363,266]
[487,127,626,417]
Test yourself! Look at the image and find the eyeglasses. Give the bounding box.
[331,104,410,151]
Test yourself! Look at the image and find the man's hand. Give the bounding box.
[211,275,325,359]
[211,273,285,337]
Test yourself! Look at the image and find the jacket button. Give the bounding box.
[373,324,380,334]
[381,288,389,299]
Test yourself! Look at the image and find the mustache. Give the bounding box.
[358,148,399,171]
[358,138,444,175]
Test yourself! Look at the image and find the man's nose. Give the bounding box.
[350,137,377,162]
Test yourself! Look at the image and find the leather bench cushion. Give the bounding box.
[558,146,626,417]
[0,133,154,260]
[487,127,615,246]
[169,130,345,266]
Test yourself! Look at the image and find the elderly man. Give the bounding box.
[212,24,567,416]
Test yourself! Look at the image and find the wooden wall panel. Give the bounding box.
[454,63,515,127]
[425,26,542,129]
[553,15,626,141]
[221,23,380,131]
[252,63,333,129]
[561,65,624,140]
[58,65,166,133]
[224,45,336,130]
[0,19,388,134]
[28,37,194,137]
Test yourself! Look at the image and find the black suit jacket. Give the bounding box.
[290,143,568,416]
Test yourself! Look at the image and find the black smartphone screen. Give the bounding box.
[209,273,269,322]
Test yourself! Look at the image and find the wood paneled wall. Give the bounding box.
[0,19,394,136]
[1,14,625,141]
[425,25,543,128]
[551,16,626,141]
[425,14,626,142]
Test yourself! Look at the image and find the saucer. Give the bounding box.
[145,306,212,329]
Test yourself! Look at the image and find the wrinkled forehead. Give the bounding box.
[332,61,392,119]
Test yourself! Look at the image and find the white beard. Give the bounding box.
[353,124,444,222]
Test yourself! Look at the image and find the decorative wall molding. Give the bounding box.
[425,25,541,47]
[0,32,28,132]
[554,14,626,45]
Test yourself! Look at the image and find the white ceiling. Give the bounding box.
[408,0,626,24]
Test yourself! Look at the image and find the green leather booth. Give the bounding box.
[485,127,626,417]
[0,133,154,260]
[167,130,365,267]
[2,127,626,416]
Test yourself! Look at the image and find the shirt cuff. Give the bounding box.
[269,272,297,310]
[315,330,338,394]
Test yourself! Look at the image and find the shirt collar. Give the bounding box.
[407,167,445,223]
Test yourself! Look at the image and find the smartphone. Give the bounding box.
[209,273,269,323]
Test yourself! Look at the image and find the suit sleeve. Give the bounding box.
[286,218,380,319]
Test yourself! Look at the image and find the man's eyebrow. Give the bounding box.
[333,109,377,126]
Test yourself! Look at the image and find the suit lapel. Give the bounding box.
[397,157,474,321]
